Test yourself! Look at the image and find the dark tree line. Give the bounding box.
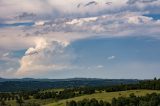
[66,99,111,106]
[0,90,40,101]
[0,99,40,106]
[91,78,160,92]
[0,92,29,101]
[33,88,95,100]
[66,93,160,106]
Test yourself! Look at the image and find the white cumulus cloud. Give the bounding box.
[15,38,75,77]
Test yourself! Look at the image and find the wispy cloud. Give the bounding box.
[96,65,104,68]
[108,56,116,60]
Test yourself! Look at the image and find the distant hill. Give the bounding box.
[0,78,139,92]
[0,77,103,82]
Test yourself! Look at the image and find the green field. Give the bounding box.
[44,90,160,106]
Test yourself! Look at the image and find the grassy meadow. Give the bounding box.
[44,90,160,106]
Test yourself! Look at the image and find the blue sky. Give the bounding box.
[0,22,34,28]
[0,0,160,79]
[38,36,160,79]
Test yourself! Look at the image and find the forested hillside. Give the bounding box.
[0,78,138,92]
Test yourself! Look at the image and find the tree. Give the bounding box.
[0,100,6,106]
[111,98,117,106]
[99,100,104,106]
[16,98,24,106]
[154,77,157,81]
[104,102,111,106]
[69,100,77,106]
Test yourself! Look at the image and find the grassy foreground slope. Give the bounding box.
[45,90,160,106]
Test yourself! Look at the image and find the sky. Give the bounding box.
[0,0,160,79]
